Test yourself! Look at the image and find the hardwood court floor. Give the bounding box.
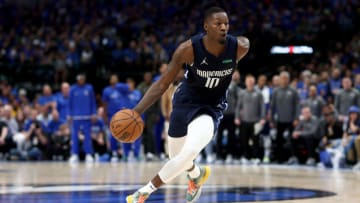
[0,162,359,202]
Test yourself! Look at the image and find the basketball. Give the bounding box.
[109,109,144,143]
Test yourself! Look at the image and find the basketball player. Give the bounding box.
[127,7,249,203]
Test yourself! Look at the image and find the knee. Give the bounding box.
[177,147,200,161]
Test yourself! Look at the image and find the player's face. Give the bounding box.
[205,12,229,44]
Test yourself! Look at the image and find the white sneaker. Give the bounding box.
[206,154,215,164]
[225,155,233,164]
[241,157,250,165]
[306,158,316,166]
[353,162,360,171]
[252,158,261,165]
[68,154,79,163]
[111,156,119,163]
[85,154,94,163]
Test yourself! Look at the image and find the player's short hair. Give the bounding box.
[204,6,226,22]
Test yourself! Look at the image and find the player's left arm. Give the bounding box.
[236,36,250,62]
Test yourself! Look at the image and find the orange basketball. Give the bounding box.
[109,109,144,143]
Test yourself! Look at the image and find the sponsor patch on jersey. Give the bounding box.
[222,59,232,64]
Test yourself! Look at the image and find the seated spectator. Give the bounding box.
[91,107,109,162]
[36,84,56,113]
[1,104,19,135]
[47,110,65,136]
[0,114,16,159]
[288,106,320,166]
[50,123,70,161]
[354,136,360,170]
[318,107,344,168]
[342,106,360,166]
[11,109,49,160]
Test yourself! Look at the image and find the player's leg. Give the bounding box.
[126,115,214,203]
[82,120,94,163]
[69,120,81,163]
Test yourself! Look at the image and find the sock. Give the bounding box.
[188,164,201,179]
[138,181,157,194]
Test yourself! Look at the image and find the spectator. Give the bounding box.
[255,74,272,163]
[50,123,70,161]
[270,71,300,163]
[101,74,129,162]
[68,74,97,163]
[37,84,56,113]
[289,106,320,166]
[317,71,331,101]
[334,77,360,123]
[235,74,265,164]
[47,110,68,160]
[330,68,342,97]
[354,135,360,170]
[1,104,19,135]
[21,108,49,160]
[354,74,360,91]
[122,78,142,161]
[216,70,240,163]
[18,88,29,106]
[137,72,157,161]
[342,106,360,166]
[0,110,16,159]
[318,105,344,168]
[56,82,70,122]
[91,107,109,162]
[303,85,326,118]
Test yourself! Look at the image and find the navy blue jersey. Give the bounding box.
[169,33,238,136]
[173,33,238,108]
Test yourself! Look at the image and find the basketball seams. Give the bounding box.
[110,109,144,143]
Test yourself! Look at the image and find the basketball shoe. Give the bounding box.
[126,191,149,203]
[186,166,211,203]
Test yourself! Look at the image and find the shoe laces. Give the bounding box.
[134,192,148,203]
[187,179,198,195]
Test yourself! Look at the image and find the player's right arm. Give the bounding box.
[133,40,193,114]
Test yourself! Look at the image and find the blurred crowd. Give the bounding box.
[0,0,359,88]
[0,0,360,170]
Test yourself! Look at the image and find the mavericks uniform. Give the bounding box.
[169,33,238,137]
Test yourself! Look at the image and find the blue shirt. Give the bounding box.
[38,95,56,106]
[24,119,48,133]
[91,118,105,135]
[102,83,129,116]
[125,89,142,109]
[173,33,238,109]
[56,93,70,121]
[69,84,97,119]
[47,119,65,135]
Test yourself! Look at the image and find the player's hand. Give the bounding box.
[234,118,241,126]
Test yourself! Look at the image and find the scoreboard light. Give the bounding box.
[270,45,314,54]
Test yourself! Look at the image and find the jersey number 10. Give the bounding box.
[205,77,220,88]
